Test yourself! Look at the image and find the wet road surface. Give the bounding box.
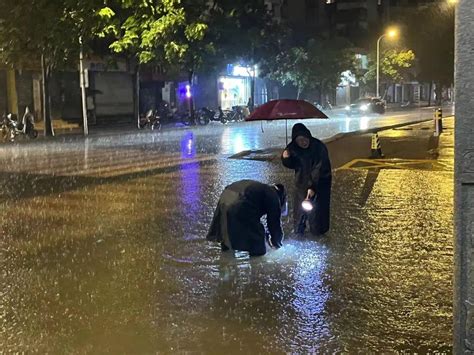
[0,112,454,352]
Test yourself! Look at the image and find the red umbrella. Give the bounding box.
[245,99,328,143]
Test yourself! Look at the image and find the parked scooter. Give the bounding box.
[196,106,227,125]
[154,101,195,126]
[1,107,38,142]
[221,105,247,123]
[139,109,161,131]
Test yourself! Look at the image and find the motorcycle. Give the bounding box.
[221,106,247,123]
[155,101,195,126]
[139,109,161,131]
[1,108,38,142]
[196,107,227,125]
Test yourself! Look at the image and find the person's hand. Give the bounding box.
[269,238,283,249]
[307,189,316,199]
[282,150,290,159]
[266,234,283,249]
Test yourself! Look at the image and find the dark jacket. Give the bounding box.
[281,123,332,192]
[206,180,283,252]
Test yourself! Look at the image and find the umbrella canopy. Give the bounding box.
[245,99,328,143]
[245,99,328,121]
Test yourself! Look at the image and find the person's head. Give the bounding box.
[273,183,287,207]
[291,123,312,149]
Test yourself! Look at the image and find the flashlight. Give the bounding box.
[301,190,315,212]
[301,199,314,212]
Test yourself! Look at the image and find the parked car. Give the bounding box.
[346,97,386,115]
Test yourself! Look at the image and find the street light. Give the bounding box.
[376,27,399,98]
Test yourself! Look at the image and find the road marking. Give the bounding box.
[337,158,445,171]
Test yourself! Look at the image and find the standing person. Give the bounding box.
[247,97,254,113]
[281,123,332,237]
[206,180,286,256]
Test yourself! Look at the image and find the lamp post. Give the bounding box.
[376,28,398,98]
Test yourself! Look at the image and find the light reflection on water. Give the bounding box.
[359,116,369,131]
[220,127,262,155]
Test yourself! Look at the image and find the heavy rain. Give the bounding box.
[1,0,463,351]
[1,109,454,352]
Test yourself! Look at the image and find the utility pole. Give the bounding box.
[79,36,88,136]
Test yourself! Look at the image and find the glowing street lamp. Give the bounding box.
[377,27,399,98]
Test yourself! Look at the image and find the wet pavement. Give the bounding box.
[0,111,454,353]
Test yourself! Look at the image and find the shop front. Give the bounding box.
[218,64,265,110]
[174,64,269,112]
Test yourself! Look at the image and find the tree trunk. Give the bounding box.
[319,85,323,105]
[296,85,302,100]
[134,65,140,128]
[434,82,443,106]
[79,36,89,136]
[188,70,195,125]
[428,81,433,107]
[250,75,256,110]
[41,54,54,137]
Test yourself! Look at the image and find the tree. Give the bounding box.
[267,37,357,101]
[398,2,454,105]
[98,0,212,121]
[305,38,357,103]
[364,49,416,97]
[206,0,285,109]
[99,0,281,118]
[0,0,107,135]
[268,46,310,99]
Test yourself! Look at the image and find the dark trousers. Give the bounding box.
[293,179,331,235]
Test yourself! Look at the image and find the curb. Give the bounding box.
[321,115,454,145]
[236,116,455,159]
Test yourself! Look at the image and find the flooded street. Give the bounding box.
[1,112,453,353]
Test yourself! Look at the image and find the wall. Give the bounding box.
[93,71,134,118]
[454,1,474,351]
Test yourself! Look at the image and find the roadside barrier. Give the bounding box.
[434,107,443,136]
[370,132,384,158]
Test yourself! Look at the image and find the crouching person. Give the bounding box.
[206,180,286,256]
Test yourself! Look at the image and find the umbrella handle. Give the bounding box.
[261,120,264,133]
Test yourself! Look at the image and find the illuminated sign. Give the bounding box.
[226,64,258,77]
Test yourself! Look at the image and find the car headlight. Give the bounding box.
[360,104,369,111]
[345,105,350,111]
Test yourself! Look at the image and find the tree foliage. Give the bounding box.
[0,0,108,135]
[267,37,357,99]
[398,3,454,89]
[0,0,107,68]
[98,0,280,77]
[365,49,416,84]
[98,0,208,73]
[268,46,310,99]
